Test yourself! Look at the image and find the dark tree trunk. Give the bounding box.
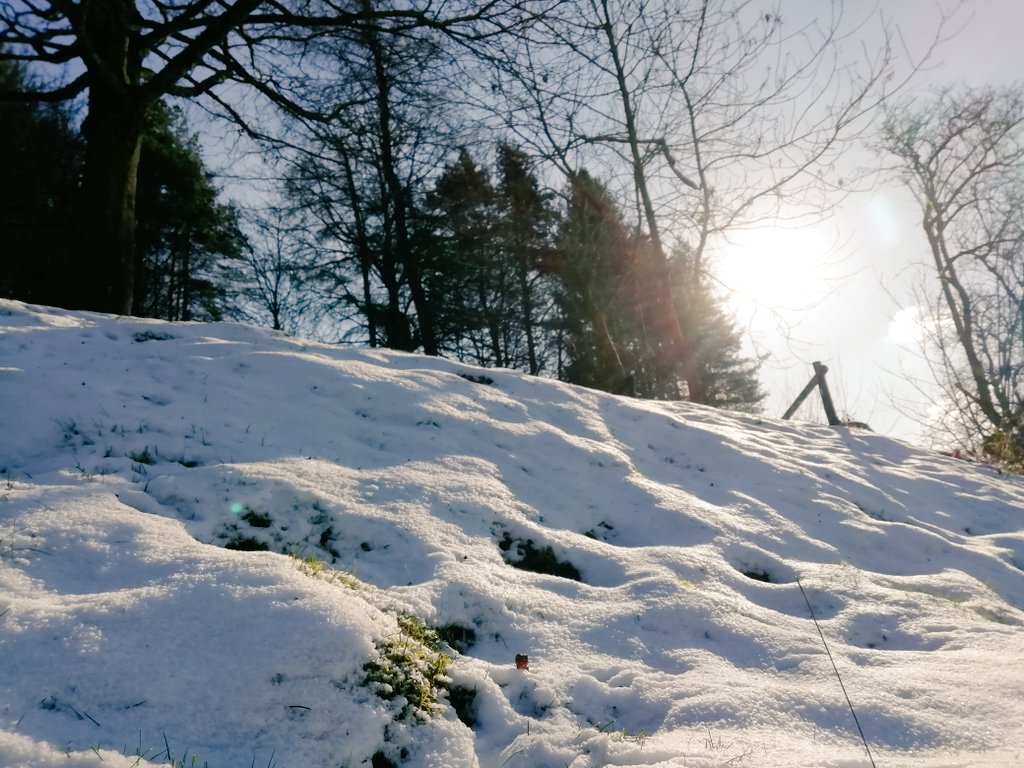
[180,233,192,321]
[480,276,504,367]
[341,151,379,346]
[75,88,144,315]
[598,0,703,402]
[363,4,438,356]
[516,248,539,375]
[73,0,144,315]
[924,211,1002,427]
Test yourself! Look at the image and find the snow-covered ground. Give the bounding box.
[1,299,1022,768]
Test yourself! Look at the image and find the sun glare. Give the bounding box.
[715,221,850,322]
[888,306,921,346]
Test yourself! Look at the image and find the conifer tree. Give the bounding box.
[547,171,765,408]
[671,244,765,412]
[2,0,546,314]
[0,59,81,307]
[430,148,503,365]
[133,102,244,322]
[0,67,240,322]
[429,144,559,373]
[549,171,639,394]
[495,144,555,375]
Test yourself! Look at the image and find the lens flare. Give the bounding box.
[864,195,901,250]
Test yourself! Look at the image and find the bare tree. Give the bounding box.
[485,0,936,402]
[234,212,315,334]
[282,3,465,353]
[882,87,1024,466]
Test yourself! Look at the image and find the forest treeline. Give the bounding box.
[4,0,898,414]
[2,1,1020,460]
[0,58,763,409]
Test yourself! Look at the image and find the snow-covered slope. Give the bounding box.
[1,300,1022,768]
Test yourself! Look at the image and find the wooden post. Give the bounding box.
[782,361,842,425]
[813,361,841,426]
[781,374,820,421]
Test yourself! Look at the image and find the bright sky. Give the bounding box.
[716,0,1024,446]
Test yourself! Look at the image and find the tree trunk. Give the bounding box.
[596,0,703,402]
[76,91,143,315]
[341,151,379,346]
[518,259,539,374]
[924,208,1003,427]
[479,275,504,366]
[363,1,438,356]
[73,0,144,315]
[588,299,629,393]
[180,231,192,321]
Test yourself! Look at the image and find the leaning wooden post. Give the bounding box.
[781,373,820,420]
[783,361,842,426]
[813,361,841,426]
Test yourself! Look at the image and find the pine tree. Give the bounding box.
[133,102,244,321]
[671,244,765,412]
[430,148,503,365]
[428,145,560,373]
[0,78,241,321]
[547,171,764,409]
[0,58,82,307]
[495,144,556,375]
[548,171,639,394]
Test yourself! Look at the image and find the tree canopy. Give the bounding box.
[4,0,941,417]
[0,0,551,313]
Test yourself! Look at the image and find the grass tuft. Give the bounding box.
[128,447,156,465]
[447,685,479,727]
[361,613,453,721]
[292,554,362,589]
[435,622,477,653]
[458,372,494,386]
[133,330,173,342]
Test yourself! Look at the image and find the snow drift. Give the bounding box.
[1,300,1022,767]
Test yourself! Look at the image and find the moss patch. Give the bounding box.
[499,532,581,581]
[361,614,453,721]
[224,536,269,552]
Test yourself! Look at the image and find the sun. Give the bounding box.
[714,220,852,322]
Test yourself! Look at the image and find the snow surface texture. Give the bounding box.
[1,299,1023,768]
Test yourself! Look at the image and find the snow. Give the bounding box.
[1,298,1023,767]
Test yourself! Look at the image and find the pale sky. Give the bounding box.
[716,0,1023,446]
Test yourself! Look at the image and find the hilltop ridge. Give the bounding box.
[1,299,1023,767]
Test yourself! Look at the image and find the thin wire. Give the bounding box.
[797,576,877,768]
